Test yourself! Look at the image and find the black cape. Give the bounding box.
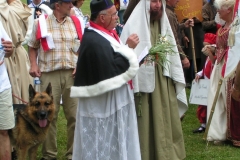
[71,28,138,97]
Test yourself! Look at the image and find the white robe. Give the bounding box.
[72,84,141,160]
[207,61,227,141]
[71,25,141,160]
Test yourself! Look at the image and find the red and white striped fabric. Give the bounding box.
[36,15,55,52]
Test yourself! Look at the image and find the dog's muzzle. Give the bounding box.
[37,111,48,128]
[38,111,48,119]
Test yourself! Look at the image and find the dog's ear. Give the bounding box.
[45,83,52,96]
[29,84,36,101]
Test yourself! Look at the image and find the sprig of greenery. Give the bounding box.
[145,34,177,67]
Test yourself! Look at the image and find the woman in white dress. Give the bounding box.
[206,0,235,145]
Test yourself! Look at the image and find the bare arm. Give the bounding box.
[29,46,41,77]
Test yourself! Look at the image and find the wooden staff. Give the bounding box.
[203,79,223,140]
[189,26,197,74]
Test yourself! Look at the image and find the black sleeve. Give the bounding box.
[74,30,130,86]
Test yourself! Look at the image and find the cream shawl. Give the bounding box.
[120,0,188,116]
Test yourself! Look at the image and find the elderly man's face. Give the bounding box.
[150,0,162,20]
[100,6,119,30]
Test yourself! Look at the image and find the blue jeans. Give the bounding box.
[116,10,125,36]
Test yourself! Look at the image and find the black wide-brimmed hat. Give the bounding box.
[90,0,113,15]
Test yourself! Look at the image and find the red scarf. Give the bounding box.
[36,15,83,52]
[90,21,120,43]
[89,21,134,89]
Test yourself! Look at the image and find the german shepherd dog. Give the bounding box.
[9,83,55,160]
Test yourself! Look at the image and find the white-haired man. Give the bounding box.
[70,0,141,159]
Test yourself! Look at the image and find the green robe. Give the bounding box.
[134,20,186,160]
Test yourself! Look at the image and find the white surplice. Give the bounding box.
[72,84,141,160]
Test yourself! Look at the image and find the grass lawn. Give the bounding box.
[19,0,240,159]
[183,89,240,160]
[37,90,240,160]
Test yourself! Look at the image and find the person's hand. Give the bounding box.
[126,34,139,49]
[2,38,13,57]
[85,14,90,19]
[182,57,190,68]
[208,45,216,53]
[231,85,240,101]
[201,46,210,56]
[29,63,41,78]
[202,45,215,55]
[184,19,194,28]
[72,68,76,78]
[195,74,201,83]
[183,36,189,48]
[208,50,214,57]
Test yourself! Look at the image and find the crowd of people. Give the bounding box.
[0,0,240,159]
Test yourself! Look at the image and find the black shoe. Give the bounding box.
[192,126,205,133]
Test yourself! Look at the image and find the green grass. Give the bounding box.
[36,89,240,160]
[183,89,240,160]
[20,0,240,159]
[37,89,240,160]
[80,0,90,15]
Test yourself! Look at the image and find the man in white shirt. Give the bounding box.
[0,20,14,160]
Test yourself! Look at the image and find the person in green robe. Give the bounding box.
[120,0,188,159]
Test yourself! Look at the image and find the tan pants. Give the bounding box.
[40,69,78,160]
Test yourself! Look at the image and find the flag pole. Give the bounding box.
[189,26,197,74]
[203,79,223,140]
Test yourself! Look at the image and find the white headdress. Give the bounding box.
[120,0,188,116]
